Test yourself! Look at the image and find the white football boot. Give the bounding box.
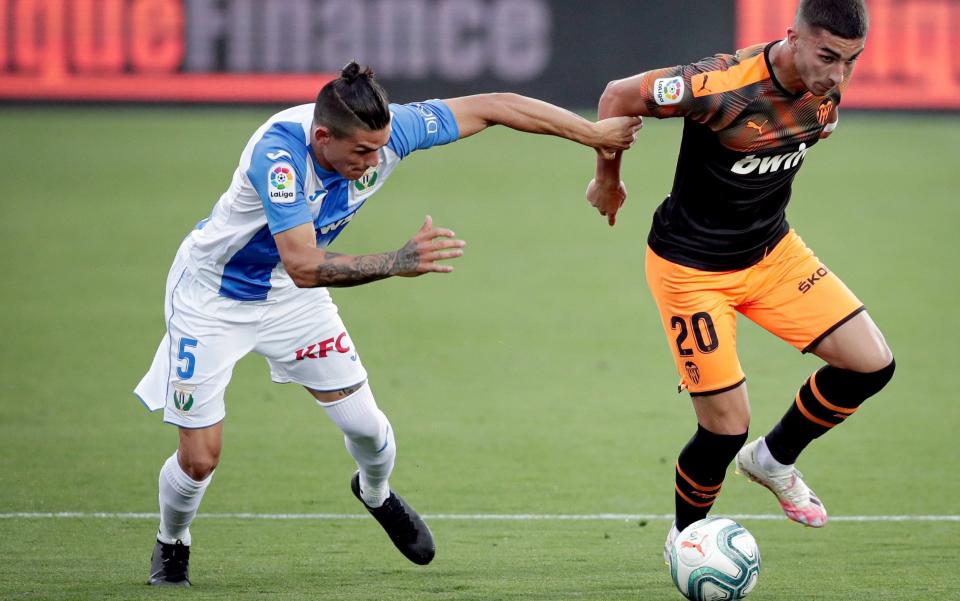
[735,436,828,527]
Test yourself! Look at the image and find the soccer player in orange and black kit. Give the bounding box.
[586,0,895,559]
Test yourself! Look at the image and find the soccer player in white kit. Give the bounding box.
[135,62,642,586]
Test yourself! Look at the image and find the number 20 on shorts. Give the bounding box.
[671,312,719,356]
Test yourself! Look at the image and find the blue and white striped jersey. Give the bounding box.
[182,100,459,301]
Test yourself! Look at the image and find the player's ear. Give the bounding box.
[785,26,799,50]
[313,124,333,145]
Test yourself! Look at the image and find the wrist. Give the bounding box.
[585,123,603,148]
[593,175,619,189]
[391,240,418,275]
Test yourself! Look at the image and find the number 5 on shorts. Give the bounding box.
[176,337,199,379]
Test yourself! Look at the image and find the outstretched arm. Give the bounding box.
[275,217,465,288]
[443,93,641,156]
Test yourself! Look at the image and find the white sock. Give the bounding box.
[757,437,792,471]
[321,382,396,508]
[157,452,213,546]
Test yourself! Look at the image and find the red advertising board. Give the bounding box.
[3,0,957,108]
[0,0,334,102]
[737,0,960,109]
[0,0,553,104]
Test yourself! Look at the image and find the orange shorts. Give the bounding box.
[645,230,863,395]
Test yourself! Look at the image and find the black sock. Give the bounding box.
[675,425,748,532]
[766,359,895,465]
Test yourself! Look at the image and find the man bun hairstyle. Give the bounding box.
[313,61,391,139]
[797,0,869,39]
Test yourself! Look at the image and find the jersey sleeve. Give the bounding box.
[386,100,460,160]
[246,124,313,235]
[631,52,759,127]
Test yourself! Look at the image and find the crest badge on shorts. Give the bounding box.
[684,361,701,385]
[172,382,196,412]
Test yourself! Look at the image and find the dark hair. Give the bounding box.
[797,0,868,39]
[313,61,390,139]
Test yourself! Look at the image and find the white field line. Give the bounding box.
[1,512,958,522]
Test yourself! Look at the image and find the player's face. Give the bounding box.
[313,124,391,180]
[789,25,865,96]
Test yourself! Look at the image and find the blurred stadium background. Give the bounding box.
[1,1,958,599]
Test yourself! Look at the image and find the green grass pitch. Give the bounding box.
[0,106,958,600]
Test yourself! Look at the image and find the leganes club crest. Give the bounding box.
[172,382,196,412]
[354,167,379,192]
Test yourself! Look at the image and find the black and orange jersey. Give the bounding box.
[635,41,844,270]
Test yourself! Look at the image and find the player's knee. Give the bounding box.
[691,384,751,434]
[178,450,220,481]
[342,408,388,444]
[865,340,894,373]
[846,329,894,373]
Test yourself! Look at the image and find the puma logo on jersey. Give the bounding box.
[731,143,808,175]
[696,75,711,95]
[746,120,768,135]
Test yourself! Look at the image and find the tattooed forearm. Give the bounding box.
[315,251,395,287]
[315,240,419,287]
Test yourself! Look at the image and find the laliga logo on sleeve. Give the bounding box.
[268,162,297,204]
[654,76,685,106]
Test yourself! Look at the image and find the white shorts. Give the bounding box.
[134,250,368,429]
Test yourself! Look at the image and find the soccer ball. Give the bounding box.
[669,517,761,601]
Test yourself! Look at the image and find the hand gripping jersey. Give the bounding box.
[182,100,459,301]
[636,42,845,271]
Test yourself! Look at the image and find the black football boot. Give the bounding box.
[351,471,435,565]
[147,539,191,587]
